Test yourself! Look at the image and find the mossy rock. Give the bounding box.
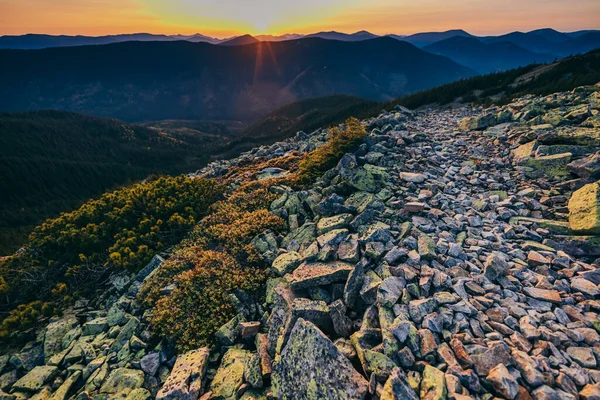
[526,153,572,179]
[539,127,600,146]
[420,365,447,400]
[568,182,600,234]
[209,348,249,400]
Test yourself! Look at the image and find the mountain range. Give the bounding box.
[2,28,598,55]
[0,37,474,122]
[1,28,598,75]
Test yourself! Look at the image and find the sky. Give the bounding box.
[1,0,599,37]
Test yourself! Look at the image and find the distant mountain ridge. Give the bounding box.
[424,36,556,73]
[0,37,474,121]
[3,28,598,51]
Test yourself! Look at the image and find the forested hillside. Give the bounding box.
[0,111,226,254]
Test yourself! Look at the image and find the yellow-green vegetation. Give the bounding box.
[297,117,368,184]
[142,119,369,350]
[141,179,286,350]
[0,175,222,338]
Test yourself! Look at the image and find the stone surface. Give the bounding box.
[569,183,600,234]
[284,261,354,290]
[272,319,368,399]
[156,348,210,400]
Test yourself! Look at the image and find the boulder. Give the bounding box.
[99,368,144,397]
[272,319,368,399]
[12,366,58,392]
[526,153,572,178]
[487,364,518,399]
[156,348,210,400]
[568,152,600,179]
[209,348,249,399]
[568,182,600,234]
[284,261,353,290]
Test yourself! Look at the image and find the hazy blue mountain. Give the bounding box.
[481,30,600,56]
[400,29,474,47]
[0,33,219,49]
[424,36,556,73]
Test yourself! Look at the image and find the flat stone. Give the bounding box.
[156,348,210,400]
[81,318,108,336]
[99,368,144,396]
[523,287,562,304]
[272,319,368,399]
[285,261,353,290]
[317,214,353,234]
[567,347,597,368]
[571,278,600,297]
[272,252,303,276]
[240,321,261,338]
[400,172,426,183]
[405,202,425,213]
[12,366,58,392]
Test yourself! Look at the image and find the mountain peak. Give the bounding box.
[219,34,259,46]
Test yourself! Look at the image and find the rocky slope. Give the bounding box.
[1,84,600,399]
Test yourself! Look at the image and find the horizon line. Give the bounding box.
[2,26,600,40]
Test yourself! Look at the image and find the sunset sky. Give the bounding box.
[1,0,599,37]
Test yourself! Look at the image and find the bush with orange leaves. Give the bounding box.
[141,179,286,350]
[149,248,266,350]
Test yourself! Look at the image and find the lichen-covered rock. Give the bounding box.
[512,141,538,164]
[420,365,447,400]
[99,368,144,397]
[209,348,249,400]
[526,152,572,178]
[51,370,81,400]
[272,319,368,400]
[156,348,210,400]
[12,366,58,392]
[43,317,78,363]
[381,368,418,400]
[271,252,303,276]
[568,182,600,234]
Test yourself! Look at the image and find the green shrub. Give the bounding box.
[149,249,267,351]
[297,117,367,184]
[0,175,223,335]
[141,180,286,350]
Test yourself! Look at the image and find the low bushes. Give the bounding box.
[142,180,286,350]
[0,175,222,338]
[297,117,367,184]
